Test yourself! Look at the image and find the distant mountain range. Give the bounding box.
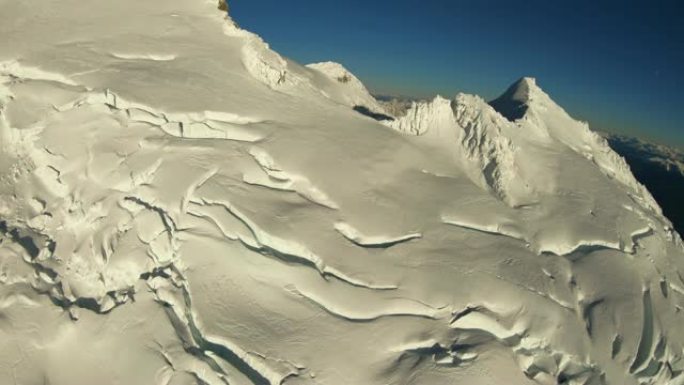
[602,133,684,237]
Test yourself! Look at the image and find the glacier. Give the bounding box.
[0,1,683,385]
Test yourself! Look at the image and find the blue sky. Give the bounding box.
[230,0,683,147]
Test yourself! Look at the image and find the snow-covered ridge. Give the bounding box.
[221,14,301,90]
[306,61,388,115]
[386,95,454,135]
[0,1,683,385]
[383,77,662,213]
[603,133,684,240]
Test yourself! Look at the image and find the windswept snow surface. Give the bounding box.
[0,1,683,385]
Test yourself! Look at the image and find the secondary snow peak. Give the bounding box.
[306,61,388,115]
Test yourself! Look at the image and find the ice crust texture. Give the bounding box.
[0,1,683,385]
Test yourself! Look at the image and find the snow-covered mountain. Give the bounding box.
[0,1,683,385]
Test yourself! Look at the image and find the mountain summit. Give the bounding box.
[489,77,547,121]
[0,1,682,385]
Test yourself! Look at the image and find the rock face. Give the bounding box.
[0,1,683,385]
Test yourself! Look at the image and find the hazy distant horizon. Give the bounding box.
[231,0,683,148]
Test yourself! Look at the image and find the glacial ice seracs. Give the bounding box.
[0,1,683,385]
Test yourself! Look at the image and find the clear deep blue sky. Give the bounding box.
[230,0,683,147]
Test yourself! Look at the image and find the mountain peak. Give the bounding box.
[489,77,545,121]
[516,76,537,87]
[512,76,540,97]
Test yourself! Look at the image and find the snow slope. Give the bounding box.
[605,134,684,238]
[306,61,388,116]
[0,1,683,385]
